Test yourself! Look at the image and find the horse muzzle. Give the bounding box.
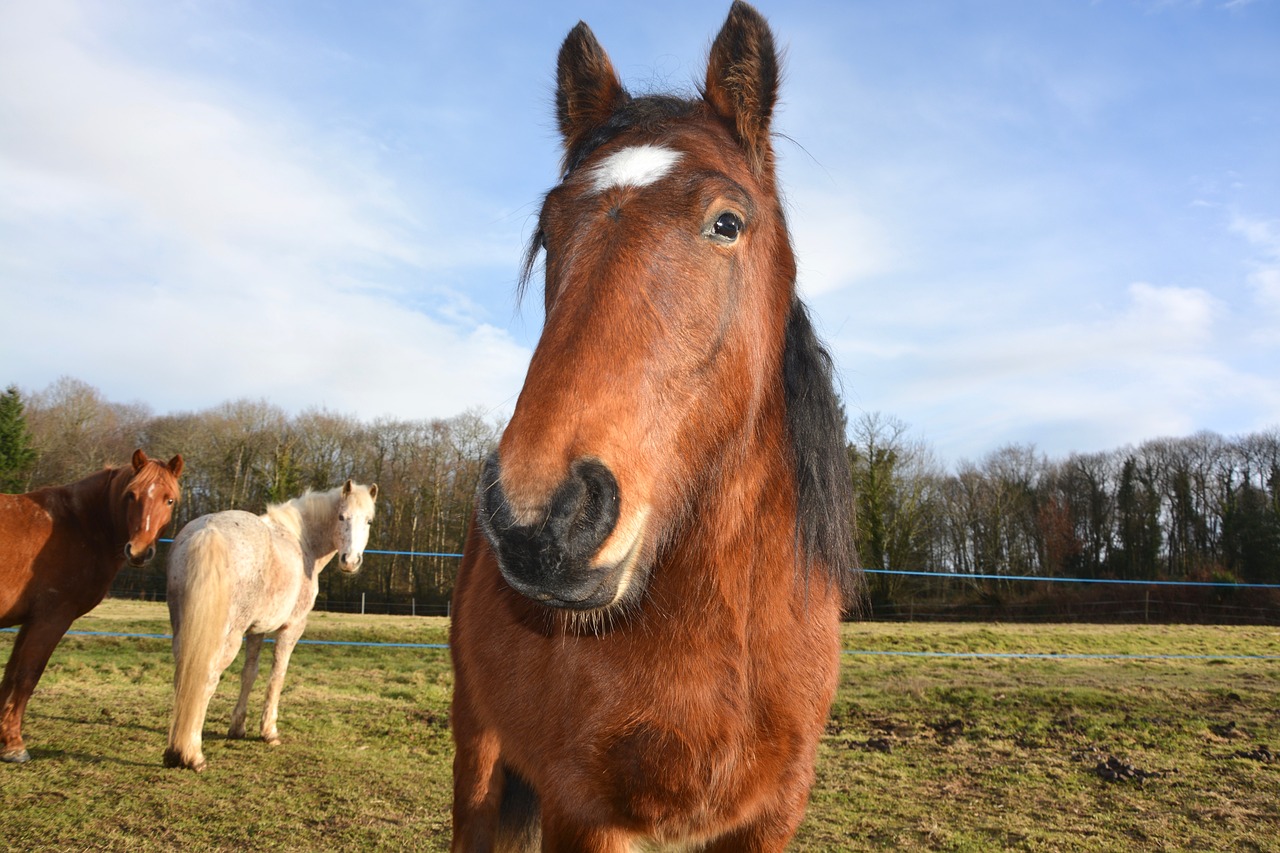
[124,542,156,567]
[476,453,637,611]
[338,553,364,574]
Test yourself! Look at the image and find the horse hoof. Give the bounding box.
[1,748,31,764]
[264,735,282,747]
[162,748,206,772]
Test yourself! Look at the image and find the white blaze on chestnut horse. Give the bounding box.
[449,3,857,851]
[163,480,377,772]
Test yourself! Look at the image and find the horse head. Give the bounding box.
[476,2,798,614]
[122,449,184,567]
[335,479,378,573]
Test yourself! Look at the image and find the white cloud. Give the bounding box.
[0,0,531,423]
[790,190,898,299]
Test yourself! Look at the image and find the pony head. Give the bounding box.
[122,449,184,567]
[477,2,801,614]
[335,479,378,574]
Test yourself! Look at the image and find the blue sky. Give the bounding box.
[2,0,1277,464]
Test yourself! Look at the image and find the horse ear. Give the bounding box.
[343,479,354,496]
[556,21,628,169]
[368,483,378,501]
[168,454,184,478]
[703,1,780,177]
[132,449,148,471]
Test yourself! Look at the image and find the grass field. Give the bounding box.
[2,600,1278,851]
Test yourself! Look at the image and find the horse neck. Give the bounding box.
[66,466,129,549]
[287,491,340,565]
[660,389,798,610]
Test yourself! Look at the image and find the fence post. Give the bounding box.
[361,592,366,615]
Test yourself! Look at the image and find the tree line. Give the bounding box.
[4,378,1278,621]
[849,412,1280,621]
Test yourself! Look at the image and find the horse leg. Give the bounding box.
[227,633,264,739]
[451,679,541,852]
[704,771,812,853]
[258,624,303,745]
[703,821,798,853]
[451,680,502,851]
[0,615,74,763]
[539,812,631,853]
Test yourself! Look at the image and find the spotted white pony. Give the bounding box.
[163,480,377,771]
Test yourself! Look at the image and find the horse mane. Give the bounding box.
[264,488,342,555]
[784,298,858,599]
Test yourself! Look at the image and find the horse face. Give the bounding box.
[123,450,184,567]
[335,480,378,574]
[477,8,792,614]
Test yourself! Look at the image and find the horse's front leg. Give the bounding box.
[0,615,74,763]
[540,812,633,853]
[451,668,541,852]
[259,623,303,745]
[228,633,264,739]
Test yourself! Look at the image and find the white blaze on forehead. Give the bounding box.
[587,145,682,194]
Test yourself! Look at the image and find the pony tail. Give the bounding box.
[165,527,231,770]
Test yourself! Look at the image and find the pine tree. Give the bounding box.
[0,385,38,492]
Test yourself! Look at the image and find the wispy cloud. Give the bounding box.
[1231,213,1280,314]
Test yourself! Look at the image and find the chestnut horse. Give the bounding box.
[163,480,377,772]
[0,449,184,763]
[449,3,856,850]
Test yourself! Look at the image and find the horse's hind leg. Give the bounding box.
[0,616,73,763]
[165,630,244,771]
[228,633,264,739]
[259,623,303,745]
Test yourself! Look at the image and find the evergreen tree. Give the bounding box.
[0,385,38,492]
[1115,456,1162,580]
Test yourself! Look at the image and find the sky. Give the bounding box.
[1,0,1277,465]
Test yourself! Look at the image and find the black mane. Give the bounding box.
[784,297,859,599]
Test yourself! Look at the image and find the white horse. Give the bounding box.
[163,480,378,771]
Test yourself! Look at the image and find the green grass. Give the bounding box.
[3,601,1279,851]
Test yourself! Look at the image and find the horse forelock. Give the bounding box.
[125,458,179,495]
[519,95,706,302]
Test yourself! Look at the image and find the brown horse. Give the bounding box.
[449,3,856,850]
[0,449,184,763]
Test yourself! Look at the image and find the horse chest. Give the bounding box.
[531,648,801,832]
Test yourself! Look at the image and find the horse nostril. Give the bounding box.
[546,459,620,559]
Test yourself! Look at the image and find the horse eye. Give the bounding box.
[167,498,175,506]
[711,212,742,242]
[338,514,347,522]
